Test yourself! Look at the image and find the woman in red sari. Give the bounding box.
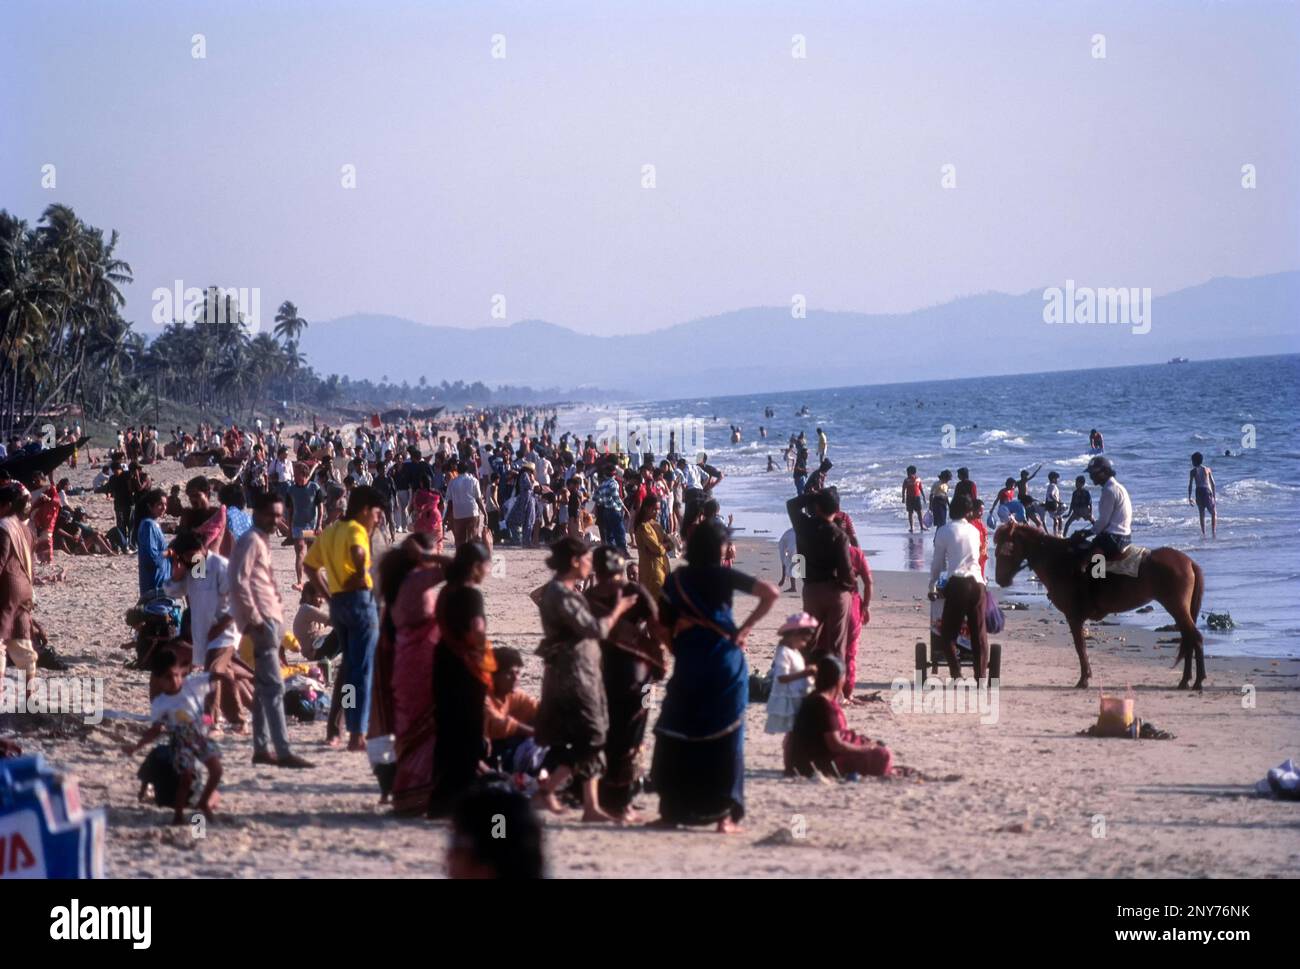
[179,475,227,553]
[374,534,451,815]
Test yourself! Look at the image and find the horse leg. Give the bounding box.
[1069,619,1091,688]
[1166,604,1203,691]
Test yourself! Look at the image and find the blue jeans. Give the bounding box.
[329,589,379,736]
[598,506,627,554]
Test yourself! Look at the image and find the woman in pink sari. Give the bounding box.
[844,544,873,703]
[375,533,451,815]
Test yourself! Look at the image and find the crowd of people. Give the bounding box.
[0,399,1221,877]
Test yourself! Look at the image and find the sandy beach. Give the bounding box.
[4,452,1298,879]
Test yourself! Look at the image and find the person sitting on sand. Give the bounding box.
[124,646,230,824]
[765,612,818,740]
[53,506,112,555]
[484,646,540,771]
[532,537,637,823]
[786,655,893,779]
[165,485,184,519]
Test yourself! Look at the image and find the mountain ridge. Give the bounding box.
[295,271,1299,398]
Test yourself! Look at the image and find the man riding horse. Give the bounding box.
[995,455,1206,690]
[1070,455,1131,570]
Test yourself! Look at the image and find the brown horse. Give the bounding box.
[993,520,1206,690]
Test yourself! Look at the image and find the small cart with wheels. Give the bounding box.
[914,593,1001,684]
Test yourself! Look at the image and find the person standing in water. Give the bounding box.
[1089,428,1104,452]
[1187,452,1217,538]
[929,470,952,528]
[816,427,828,462]
[902,466,925,533]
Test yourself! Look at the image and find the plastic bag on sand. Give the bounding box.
[1255,758,1299,800]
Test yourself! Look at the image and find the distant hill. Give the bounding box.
[297,271,1300,398]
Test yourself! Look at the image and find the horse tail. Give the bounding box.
[1190,560,1205,621]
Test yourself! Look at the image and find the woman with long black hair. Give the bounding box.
[427,541,495,818]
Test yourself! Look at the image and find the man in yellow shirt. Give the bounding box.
[303,485,387,752]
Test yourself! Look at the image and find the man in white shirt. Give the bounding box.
[1085,456,1132,559]
[928,494,989,679]
[533,454,553,489]
[446,461,487,547]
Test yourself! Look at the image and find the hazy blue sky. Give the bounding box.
[3,0,1297,336]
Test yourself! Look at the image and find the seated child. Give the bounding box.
[765,613,819,739]
[165,485,185,518]
[292,578,338,668]
[786,655,893,779]
[485,646,541,772]
[125,645,229,824]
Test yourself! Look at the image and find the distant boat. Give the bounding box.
[1167,356,1190,364]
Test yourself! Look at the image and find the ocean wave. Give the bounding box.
[1222,478,1300,499]
[1055,453,1096,467]
[972,428,1028,446]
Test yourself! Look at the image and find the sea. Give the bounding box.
[560,354,1300,659]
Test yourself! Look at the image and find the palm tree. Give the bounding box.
[273,301,308,404]
[273,301,308,345]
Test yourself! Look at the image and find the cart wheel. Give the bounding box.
[989,643,1002,682]
[914,641,927,685]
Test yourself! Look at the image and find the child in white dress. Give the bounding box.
[765,613,819,735]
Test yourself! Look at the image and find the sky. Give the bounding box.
[3,0,1298,337]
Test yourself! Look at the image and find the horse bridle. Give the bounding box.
[996,533,1031,570]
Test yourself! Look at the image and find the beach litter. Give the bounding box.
[1253,758,1299,800]
[1204,611,1235,631]
[1077,720,1175,740]
[1076,687,1175,739]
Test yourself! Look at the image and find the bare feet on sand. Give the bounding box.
[532,791,566,815]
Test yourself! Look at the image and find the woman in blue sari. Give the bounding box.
[650,520,779,833]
